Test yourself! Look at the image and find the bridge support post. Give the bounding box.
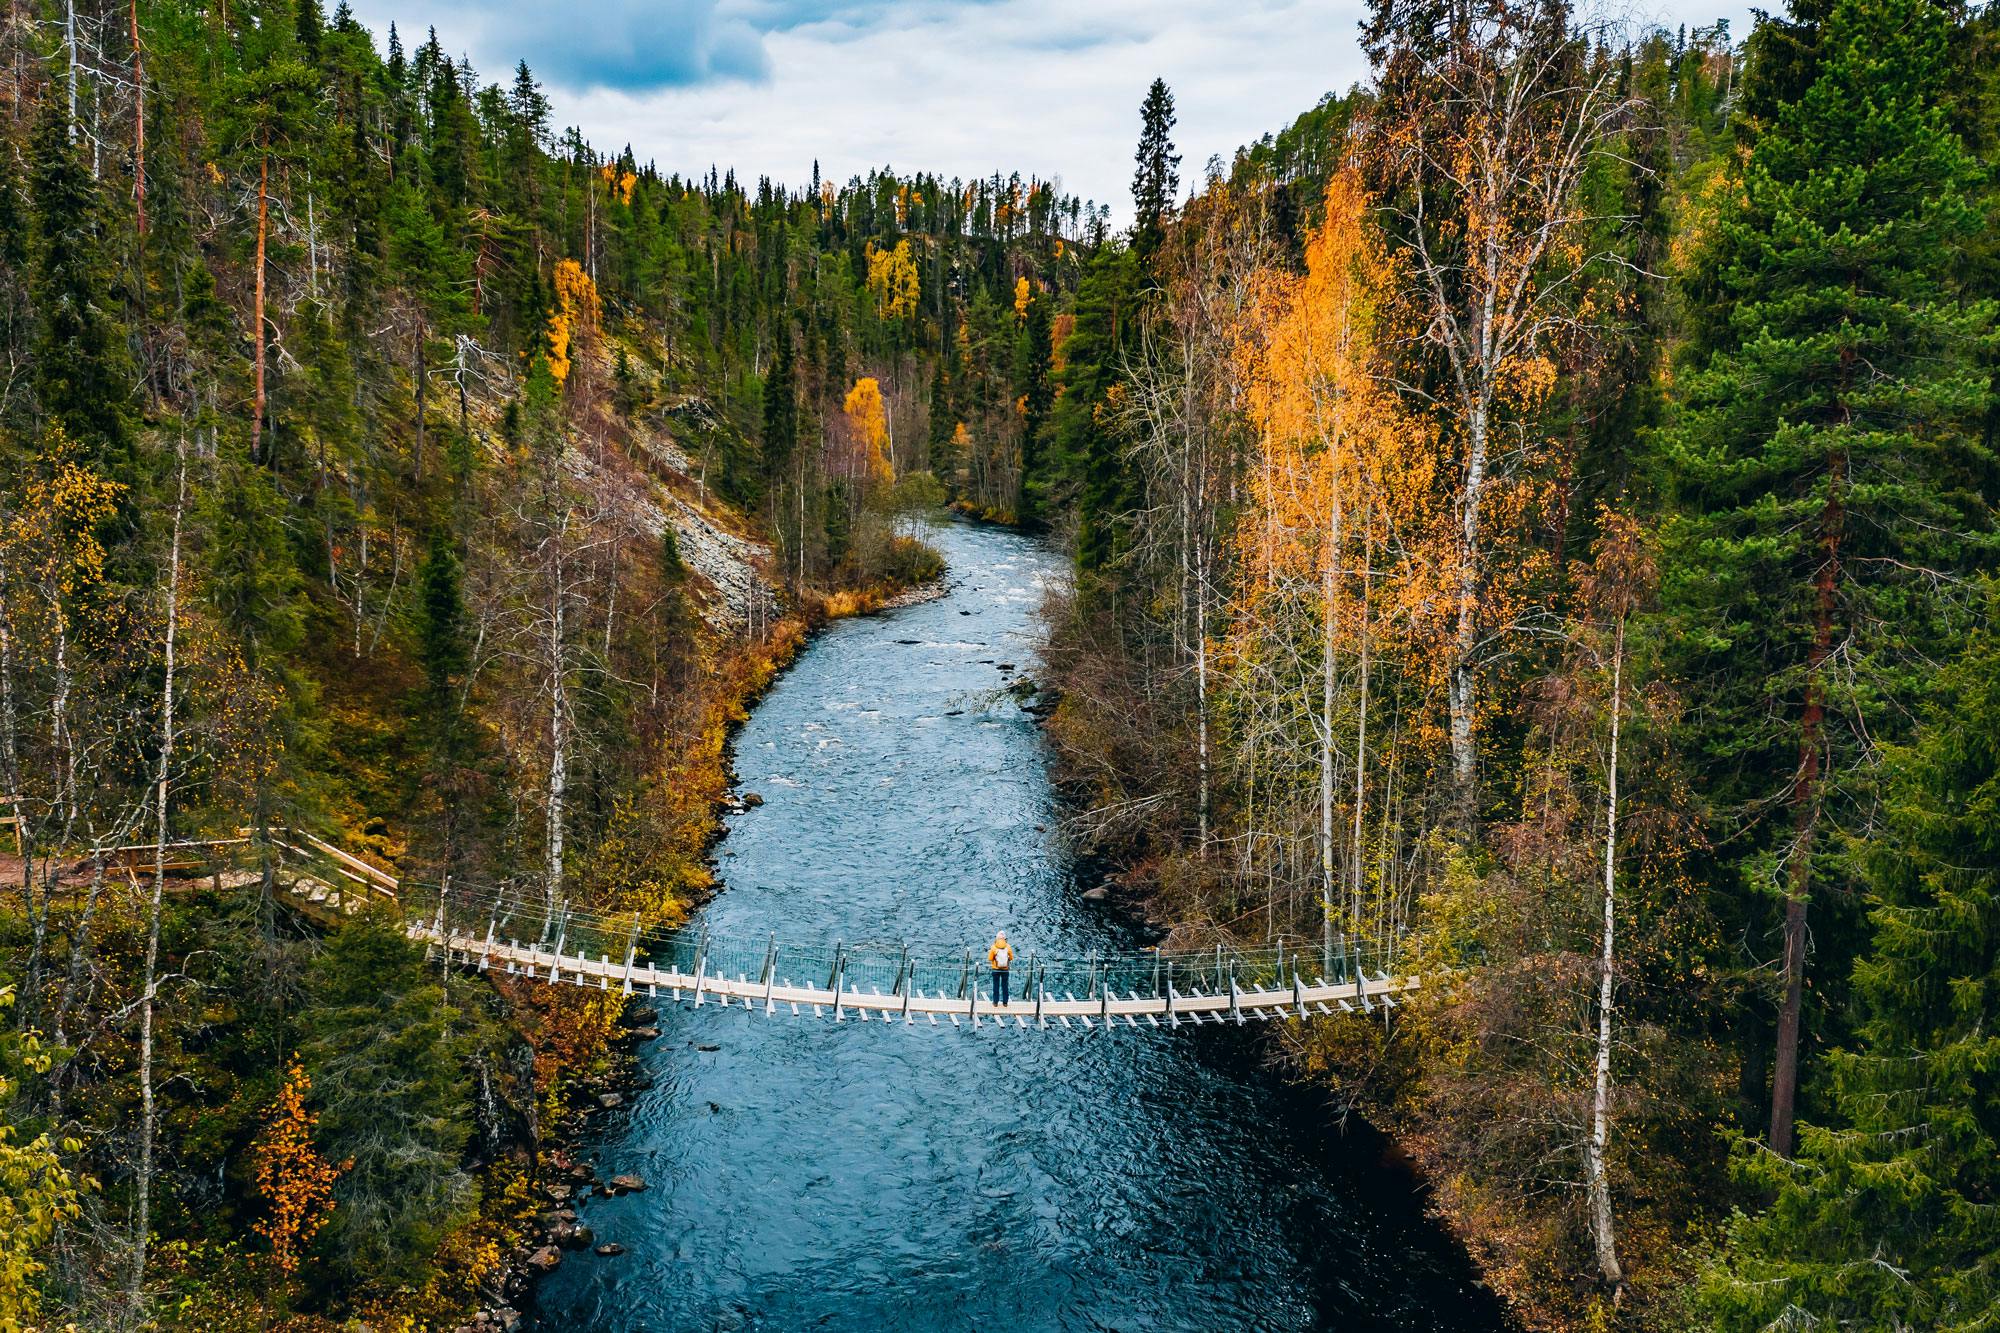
[1034,962,1044,1028]
[1293,968,1306,1020]
[1164,962,1176,1028]
[481,909,498,972]
[550,903,570,986]
[1229,964,1240,1024]
[763,938,779,1016]
[621,913,640,993]
[829,942,845,1021]
[692,925,709,1008]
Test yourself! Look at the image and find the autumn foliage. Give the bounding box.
[250,1062,342,1274]
[546,258,601,386]
[843,376,896,488]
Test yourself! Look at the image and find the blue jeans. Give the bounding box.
[991,969,1010,1006]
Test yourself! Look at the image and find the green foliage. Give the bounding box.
[301,912,480,1291]
[0,988,82,1330]
[1657,0,1996,1096]
[1699,586,2000,1330]
[1050,246,1140,565]
[28,100,130,469]
[1131,78,1181,264]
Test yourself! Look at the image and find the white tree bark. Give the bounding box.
[1586,611,1625,1291]
[132,443,187,1318]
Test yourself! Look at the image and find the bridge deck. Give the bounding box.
[423,928,1417,1028]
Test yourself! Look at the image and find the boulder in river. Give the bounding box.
[609,1173,648,1193]
[742,791,764,807]
[527,1246,562,1273]
[597,1092,623,1109]
[595,1243,625,1256]
[626,1006,659,1026]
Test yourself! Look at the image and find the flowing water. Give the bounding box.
[533,519,1511,1332]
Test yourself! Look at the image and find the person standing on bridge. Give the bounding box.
[987,931,1014,1008]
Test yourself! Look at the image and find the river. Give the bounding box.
[532,518,1512,1332]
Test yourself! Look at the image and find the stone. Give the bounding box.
[494,1313,523,1333]
[594,1243,625,1256]
[546,1184,572,1201]
[609,1173,647,1193]
[1082,885,1110,901]
[569,1164,592,1181]
[597,1092,624,1109]
[630,1026,661,1041]
[526,1246,562,1273]
[695,1043,720,1053]
[626,1006,659,1026]
[741,791,764,807]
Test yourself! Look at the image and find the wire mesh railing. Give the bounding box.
[389,872,1404,1004]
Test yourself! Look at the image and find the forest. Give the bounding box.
[0,0,1994,1327]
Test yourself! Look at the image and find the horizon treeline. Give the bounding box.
[1033,0,1998,1328]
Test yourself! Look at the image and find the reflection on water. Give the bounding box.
[533,519,1510,1332]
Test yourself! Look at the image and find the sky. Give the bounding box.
[346,0,1757,222]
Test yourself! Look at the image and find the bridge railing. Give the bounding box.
[393,872,1403,1002]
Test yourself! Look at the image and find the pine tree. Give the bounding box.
[1698,583,2000,1330]
[1131,78,1180,265]
[1658,0,1997,1158]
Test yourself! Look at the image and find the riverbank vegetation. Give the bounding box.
[1030,2,1998,1329]
[0,0,1071,1323]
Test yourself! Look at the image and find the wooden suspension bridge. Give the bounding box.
[110,829,1421,1032]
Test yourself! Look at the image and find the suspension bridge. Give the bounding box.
[185,828,1420,1030]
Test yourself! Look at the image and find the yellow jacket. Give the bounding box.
[987,938,1014,970]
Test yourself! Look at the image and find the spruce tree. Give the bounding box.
[1054,246,1140,566]
[1699,584,2000,1330]
[761,323,797,486]
[1017,288,1054,491]
[27,100,129,470]
[1131,78,1179,265]
[1657,0,1996,1158]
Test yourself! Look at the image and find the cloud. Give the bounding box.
[482,0,772,91]
[352,0,1761,221]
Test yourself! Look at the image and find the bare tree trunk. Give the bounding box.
[64,0,77,131]
[130,0,144,237]
[250,138,269,462]
[1587,611,1625,1291]
[1319,459,1344,948]
[131,443,185,1321]
[1351,513,1371,933]
[1448,400,1487,809]
[413,320,426,480]
[545,519,569,918]
[1771,455,1843,1159]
